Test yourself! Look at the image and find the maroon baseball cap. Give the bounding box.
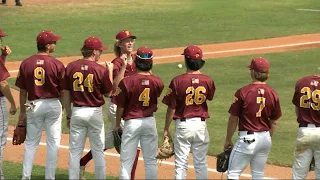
[116,30,137,41]
[182,45,203,60]
[36,30,61,45]
[83,37,108,51]
[247,57,270,73]
[0,29,7,37]
[135,47,153,62]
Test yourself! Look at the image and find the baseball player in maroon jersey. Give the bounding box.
[64,36,113,180]
[113,47,164,179]
[0,54,16,180]
[15,30,64,180]
[291,75,320,179]
[0,29,12,64]
[162,45,215,179]
[224,57,282,179]
[79,30,140,180]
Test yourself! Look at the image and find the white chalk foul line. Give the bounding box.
[7,137,275,179]
[297,9,320,12]
[8,41,320,74]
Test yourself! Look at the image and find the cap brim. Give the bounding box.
[120,35,137,41]
[100,46,108,51]
[53,36,61,41]
[0,33,7,37]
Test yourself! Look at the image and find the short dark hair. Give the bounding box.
[135,59,152,71]
[37,44,47,52]
[81,47,94,57]
[253,71,269,82]
[185,57,205,71]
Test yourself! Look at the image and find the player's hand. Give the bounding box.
[120,54,128,68]
[224,140,233,151]
[9,104,17,115]
[163,129,172,141]
[19,112,26,121]
[105,61,114,71]
[113,125,122,133]
[1,46,12,56]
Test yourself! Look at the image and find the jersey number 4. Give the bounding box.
[139,88,150,106]
[73,72,94,92]
[300,87,320,110]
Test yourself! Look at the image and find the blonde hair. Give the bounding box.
[253,71,269,82]
[113,40,121,57]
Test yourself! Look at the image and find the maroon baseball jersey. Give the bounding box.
[292,75,320,125]
[64,60,112,107]
[15,55,65,101]
[0,55,6,64]
[162,73,215,120]
[0,62,10,97]
[112,73,164,120]
[111,56,136,79]
[229,83,282,132]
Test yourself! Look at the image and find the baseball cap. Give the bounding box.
[182,45,203,60]
[247,57,270,73]
[135,47,153,62]
[36,30,61,45]
[83,37,108,51]
[116,30,137,41]
[0,29,7,37]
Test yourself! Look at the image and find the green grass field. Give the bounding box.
[2,0,320,176]
[3,161,117,179]
[0,0,319,61]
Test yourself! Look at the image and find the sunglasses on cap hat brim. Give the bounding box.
[136,53,153,60]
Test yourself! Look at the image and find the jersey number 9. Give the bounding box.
[34,67,45,86]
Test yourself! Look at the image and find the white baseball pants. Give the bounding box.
[292,124,320,179]
[105,100,124,149]
[22,98,62,180]
[174,117,210,180]
[227,131,271,179]
[69,106,105,180]
[0,97,8,179]
[119,117,158,180]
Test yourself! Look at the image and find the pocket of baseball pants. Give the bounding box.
[234,134,257,154]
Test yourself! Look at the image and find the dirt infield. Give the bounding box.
[4,32,320,179]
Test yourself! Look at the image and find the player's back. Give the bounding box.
[16,54,64,101]
[171,73,215,119]
[64,60,111,107]
[235,83,281,131]
[293,75,320,125]
[120,73,163,120]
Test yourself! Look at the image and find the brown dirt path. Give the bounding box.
[5,32,320,179]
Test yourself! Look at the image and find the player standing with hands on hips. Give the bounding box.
[79,30,140,180]
[63,37,113,180]
[15,30,64,180]
[113,47,164,180]
[291,74,320,179]
[0,29,17,180]
[162,45,215,179]
[224,57,282,179]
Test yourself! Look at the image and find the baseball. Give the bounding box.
[178,63,183,68]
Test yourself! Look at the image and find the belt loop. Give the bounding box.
[180,118,186,122]
[201,117,205,121]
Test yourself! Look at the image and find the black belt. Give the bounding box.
[180,117,206,122]
[240,130,268,135]
[299,124,320,127]
[73,104,100,107]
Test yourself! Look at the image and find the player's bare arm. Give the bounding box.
[112,56,128,89]
[115,107,124,131]
[268,120,277,137]
[224,114,238,150]
[63,90,72,129]
[163,107,175,140]
[0,45,12,64]
[19,89,27,122]
[0,80,16,115]
[105,61,114,84]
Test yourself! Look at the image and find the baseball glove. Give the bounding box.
[12,119,27,145]
[156,135,174,160]
[216,149,232,173]
[113,130,122,154]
